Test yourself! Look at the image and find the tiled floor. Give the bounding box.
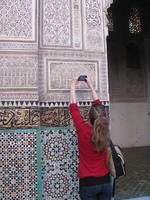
[127,197,150,200]
[114,146,150,200]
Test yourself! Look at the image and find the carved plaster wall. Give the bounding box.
[0,0,38,102]
[0,0,111,104]
[40,0,82,50]
[0,0,38,50]
[0,53,39,101]
[39,52,109,102]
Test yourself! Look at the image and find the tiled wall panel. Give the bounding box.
[41,128,79,200]
[0,129,39,200]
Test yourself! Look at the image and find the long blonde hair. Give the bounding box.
[89,104,110,152]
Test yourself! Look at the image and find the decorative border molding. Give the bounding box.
[0,101,110,107]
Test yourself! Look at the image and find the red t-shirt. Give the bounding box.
[69,100,109,178]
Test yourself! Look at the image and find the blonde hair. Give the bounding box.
[89,104,110,152]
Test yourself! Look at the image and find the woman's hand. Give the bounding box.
[71,76,79,86]
[85,79,98,101]
[70,76,99,103]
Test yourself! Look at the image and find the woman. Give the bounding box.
[69,77,112,200]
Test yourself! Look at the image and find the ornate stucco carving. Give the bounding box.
[102,0,113,37]
[40,0,82,49]
[0,0,38,50]
[0,0,110,103]
[0,53,38,101]
[46,60,98,91]
[83,0,104,51]
[0,0,36,41]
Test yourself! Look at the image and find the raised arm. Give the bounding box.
[85,79,98,101]
[69,77,100,131]
[69,77,86,129]
[70,78,78,104]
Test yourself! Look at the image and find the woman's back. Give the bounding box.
[69,77,112,200]
[69,102,109,178]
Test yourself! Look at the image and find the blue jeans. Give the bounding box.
[79,183,112,200]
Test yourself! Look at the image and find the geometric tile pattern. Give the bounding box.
[114,146,150,200]
[0,128,149,200]
[41,127,80,200]
[127,198,150,200]
[0,130,38,200]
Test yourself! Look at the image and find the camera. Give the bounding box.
[78,75,87,81]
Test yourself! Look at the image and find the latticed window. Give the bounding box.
[107,7,114,32]
[129,7,141,34]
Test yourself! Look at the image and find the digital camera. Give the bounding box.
[78,75,87,81]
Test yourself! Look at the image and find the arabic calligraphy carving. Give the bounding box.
[0,108,40,129]
[0,106,90,129]
[40,106,89,127]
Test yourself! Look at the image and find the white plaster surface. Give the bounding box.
[109,39,150,148]
[109,102,150,147]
